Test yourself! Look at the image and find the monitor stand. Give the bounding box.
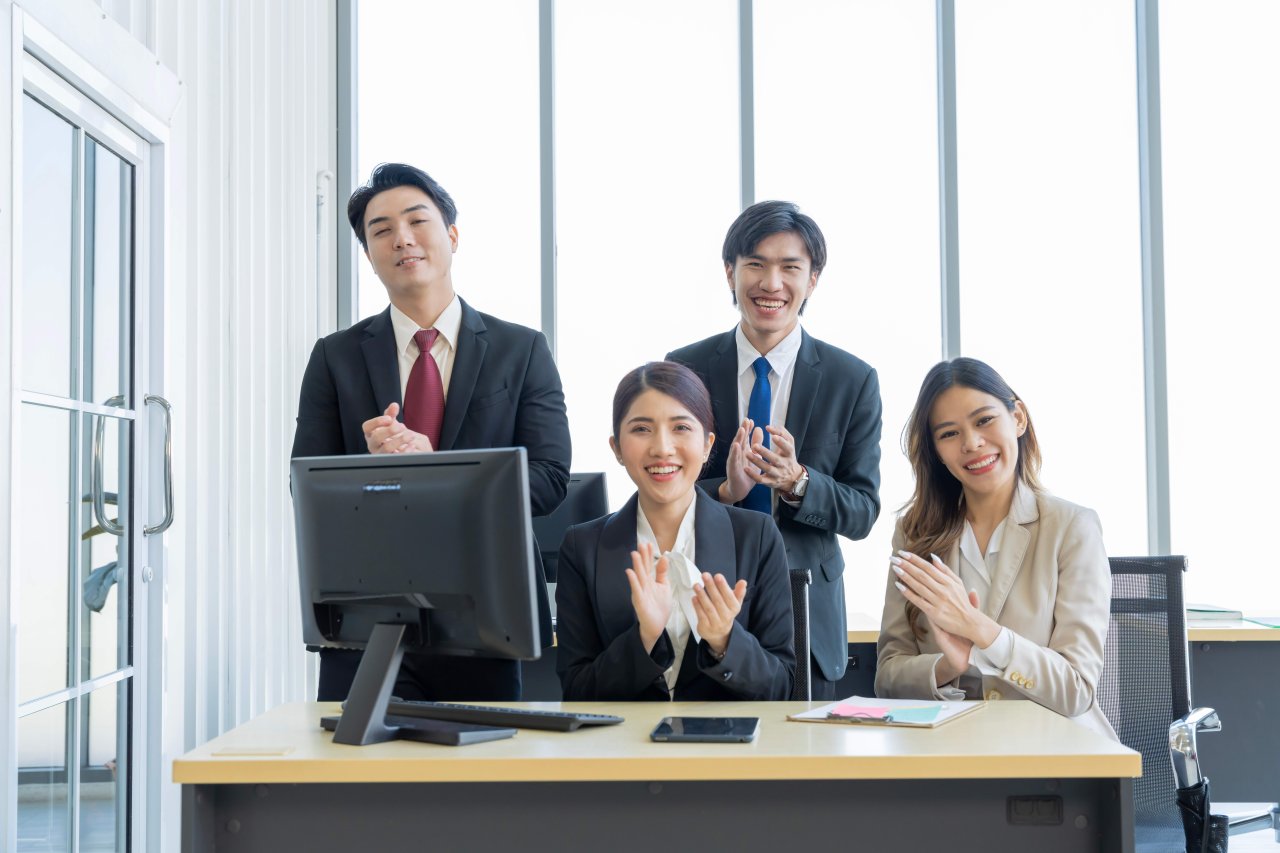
[325,622,516,747]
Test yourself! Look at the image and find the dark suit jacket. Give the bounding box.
[667,329,881,681]
[555,490,795,701]
[291,298,571,647]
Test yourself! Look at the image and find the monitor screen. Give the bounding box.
[292,448,541,661]
[532,472,608,583]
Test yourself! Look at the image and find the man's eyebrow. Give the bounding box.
[365,204,431,231]
[745,253,807,263]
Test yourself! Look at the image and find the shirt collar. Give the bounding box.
[959,516,1009,571]
[635,497,698,564]
[734,322,803,378]
[389,294,462,357]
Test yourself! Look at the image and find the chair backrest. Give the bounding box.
[1097,555,1191,850]
[532,473,609,583]
[789,569,812,701]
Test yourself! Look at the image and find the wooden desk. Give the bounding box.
[176,700,1139,853]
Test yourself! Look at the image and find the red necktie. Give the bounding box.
[403,328,444,449]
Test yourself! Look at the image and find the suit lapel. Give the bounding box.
[785,330,821,451]
[983,486,1039,620]
[439,299,487,451]
[361,308,402,415]
[692,489,736,584]
[673,493,736,694]
[705,333,740,471]
[595,496,640,640]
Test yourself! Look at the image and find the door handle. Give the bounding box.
[144,394,174,535]
[91,395,126,536]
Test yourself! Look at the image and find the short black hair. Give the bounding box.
[347,163,458,250]
[721,200,827,275]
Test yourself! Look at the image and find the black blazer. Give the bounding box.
[667,329,881,681]
[555,490,795,701]
[291,298,571,642]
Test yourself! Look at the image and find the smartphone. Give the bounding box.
[649,716,760,743]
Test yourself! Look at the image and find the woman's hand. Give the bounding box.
[892,551,1000,650]
[931,605,978,684]
[625,542,673,653]
[692,572,747,658]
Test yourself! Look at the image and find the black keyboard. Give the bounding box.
[385,700,624,732]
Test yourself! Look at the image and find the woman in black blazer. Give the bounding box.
[555,362,795,701]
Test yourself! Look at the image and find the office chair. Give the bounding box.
[1098,556,1279,852]
[789,568,812,701]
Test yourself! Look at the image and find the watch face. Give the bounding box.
[793,474,808,496]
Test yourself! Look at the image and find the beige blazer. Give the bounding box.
[875,487,1116,739]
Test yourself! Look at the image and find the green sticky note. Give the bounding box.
[885,705,942,724]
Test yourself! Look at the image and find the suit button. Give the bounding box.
[1009,670,1021,682]
[985,689,1002,701]
[1027,679,1036,689]
[722,671,733,681]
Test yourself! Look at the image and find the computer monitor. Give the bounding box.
[291,448,541,745]
[532,472,609,583]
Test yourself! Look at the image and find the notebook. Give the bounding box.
[787,695,985,728]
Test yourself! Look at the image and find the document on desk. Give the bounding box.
[787,696,985,728]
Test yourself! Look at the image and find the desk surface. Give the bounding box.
[848,613,1280,644]
[173,699,1139,786]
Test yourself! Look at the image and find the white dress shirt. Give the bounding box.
[389,294,463,404]
[933,517,1015,700]
[636,500,701,696]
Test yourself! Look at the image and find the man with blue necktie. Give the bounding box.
[667,200,882,700]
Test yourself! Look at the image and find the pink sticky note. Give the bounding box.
[829,704,889,719]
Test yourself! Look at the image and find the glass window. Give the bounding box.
[954,1,1148,555]
[355,0,541,330]
[555,0,741,508]
[85,138,133,408]
[21,95,76,399]
[17,703,68,852]
[1161,0,1280,611]
[755,0,940,618]
[18,404,72,702]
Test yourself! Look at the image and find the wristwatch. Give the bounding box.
[783,466,809,501]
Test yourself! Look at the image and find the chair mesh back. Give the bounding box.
[789,569,812,701]
[1097,555,1190,850]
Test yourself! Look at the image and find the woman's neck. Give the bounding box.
[638,490,697,554]
[963,480,1017,535]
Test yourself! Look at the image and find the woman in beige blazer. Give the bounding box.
[875,358,1115,739]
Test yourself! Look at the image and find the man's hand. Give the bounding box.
[718,418,759,504]
[743,424,805,493]
[362,402,435,454]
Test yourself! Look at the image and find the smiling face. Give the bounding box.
[727,230,818,354]
[929,384,1028,504]
[610,388,714,517]
[362,185,458,303]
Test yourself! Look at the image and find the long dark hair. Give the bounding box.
[612,361,715,443]
[899,357,1042,637]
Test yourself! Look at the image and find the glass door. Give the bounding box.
[15,64,153,852]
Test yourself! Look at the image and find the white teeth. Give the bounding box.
[965,456,997,470]
[647,465,679,475]
[754,298,784,309]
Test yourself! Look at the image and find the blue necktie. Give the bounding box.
[743,356,772,513]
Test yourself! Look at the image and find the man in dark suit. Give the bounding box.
[667,200,882,700]
[292,162,570,701]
